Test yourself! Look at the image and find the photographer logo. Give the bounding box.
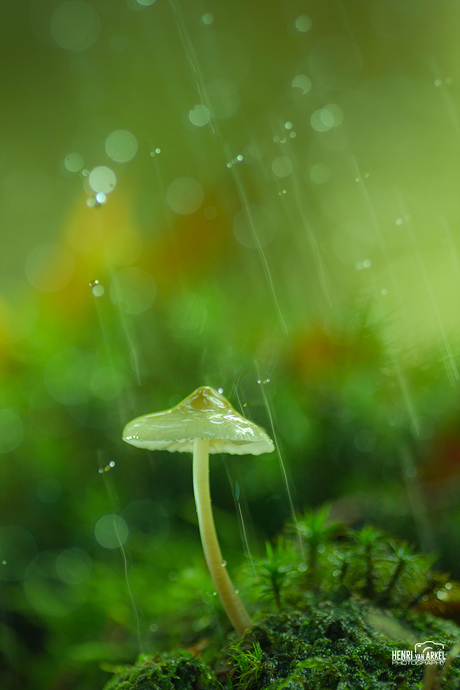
[392,641,446,665]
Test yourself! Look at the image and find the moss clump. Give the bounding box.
[224,604,460,689]
[102,651,218,690]
[102,508,460,690]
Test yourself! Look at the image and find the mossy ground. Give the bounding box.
[103,509,460,690]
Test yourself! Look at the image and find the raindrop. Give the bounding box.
[272,156,293,178]
[323,103,344,128]
[150,623,159,632]
[226,162,232,168]
[88,166,116,194]
[64,152,83,172]
[94,514,129,549]
[95,192,107,204]
[217,387,224,394]
[236,154,243,162]
[284,121,293,130]
[105,129,138,163]
[311,109,333,133]
[221,560,227,567]
[56,548,92,584]
[291,74,311,95]
[321,109,335,128]
[202,12,214,25]
[189,104,211,127]
[381,288,388,295]
[51,1,101,52]
[89,280,105,297]
[290,131,296,138]
[98,461,115,473]
[295,15,312,33]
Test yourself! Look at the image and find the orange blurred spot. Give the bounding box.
[421,428,460,483]
[417,584,460,625]
[143,195,231,292]
[292,325,375,381]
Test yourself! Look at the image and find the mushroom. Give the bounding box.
[122,386,274,636]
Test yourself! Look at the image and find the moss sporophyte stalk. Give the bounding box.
[102,502,460,690]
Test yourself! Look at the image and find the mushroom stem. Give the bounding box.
[192,437,253,636]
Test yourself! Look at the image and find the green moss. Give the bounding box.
[103,652,218,690]
[227,604,459,689]
[102,509,460,690]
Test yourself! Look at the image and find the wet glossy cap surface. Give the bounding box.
[122,386,274,455]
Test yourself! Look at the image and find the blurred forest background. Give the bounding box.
[1,0,460,688]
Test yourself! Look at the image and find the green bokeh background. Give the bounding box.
[1,1,460,688]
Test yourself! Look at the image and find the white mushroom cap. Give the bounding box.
[122,386,274,455]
